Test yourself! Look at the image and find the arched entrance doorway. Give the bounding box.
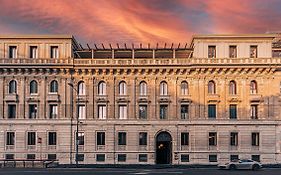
[155,131,172,164]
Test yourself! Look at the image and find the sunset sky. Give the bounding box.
[0,0,280,46]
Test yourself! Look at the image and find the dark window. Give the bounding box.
[230,155,239,161]
[29,104,37,119]
[251,155,260,162]
[50,46,59,58]
[97,132,105,145]
[209,132,217,146]
[181,132,189,146]
[48,154,57,160]
[252,132,259,146]
[181,154,189,162]
[181,105,189,119]
[96,154,105,162]
[9,46,17,58]
[139,132,147,146]
[209,155,217,162]
[139,105,147,119]
[29,46,38,59]
[6,132,15,145]
[48,132,57,145]
[208,104,216,119]
[27,154,36,160]
[251,105,258,119]
[5,154,14,160]
[30,80,38,94]
[138,154,148,162]
[208,46,216,58]
[27,132,36,145]
[230,132,238,146]
[8,104,16,119]
[49,105,58,119]
[229,105,237,119]
[160,105,168,119]
[250,80,257,94]
[250,45,258,58]
[76,154,84,161]
[9,80,17,94]
[229,45,237,58]
[117,154,126,162]
[50,80,58,93]
[77,132,84,145]
[118,132,126,145]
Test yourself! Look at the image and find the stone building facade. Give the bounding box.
[1,34,281,164]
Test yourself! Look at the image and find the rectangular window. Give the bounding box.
[48,132,57,145]
[229,105,237,119]
[117,154,126,162]
[76,154,84,161]
[209,155,217,162]
[160,105,168,119]
[209,132,217,146]
[208,46,216,58]
[181,154,190,162]
[29,104,37,119]
[138,154,148,162]
[250,45,258,58]
[208,104,216,119]
[27,154,36,160]
[77,132,84,145]
[98,105,106,119]
[119,105,127,119]
[27,132,36,145]
[139,132,147,146]
[48,154,57,160]
[78,105,86,119]
[251,155,260,162]
[139,105,147,119]
[181,132,189,146]
[250,105,258,119]
[118,132,126,145]
[8,104,16,119]
[50,46,59,58]
[252,132,259,146]
[5,154,14,160]
[29,46,38,59]
[9,46,17,58]
[229,45,237,58]
[6,132,15,145]
[49,104,58,119]
[230,155,239,161]
[96,154,105,162]
[230,132,238,146]
[180,105,189,119]
[97,132,105,145]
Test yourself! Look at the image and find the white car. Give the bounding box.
[218,159,262,170]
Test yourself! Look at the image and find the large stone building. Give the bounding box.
[1,34,281,165]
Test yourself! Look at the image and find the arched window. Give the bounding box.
[160,81,168,95]
[9,80,17,94]
[98,81,106,95]
[229,80,237,95]
[50,80,58,93]
[181,81,189,95]
[250,80,257,94]
[30,80,38,94]
[208,81,216,94]
[78,81,86,95]
[119,81,127,95]
[139,81,147,96]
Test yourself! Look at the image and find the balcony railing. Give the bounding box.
[0,57,281,66]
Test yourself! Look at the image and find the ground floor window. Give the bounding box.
[48,154,57,160]
[230,155,239,161]
[138,154,148,162]
[209,154,217,162]
[117,154,126,162]
[181,154,189,162]
[27,154,36,160]
[5,154,14,160]
[252,155,260,162]
[96,154,105,162]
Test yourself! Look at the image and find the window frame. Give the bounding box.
[160,81,168,96]
[8,80,17,94]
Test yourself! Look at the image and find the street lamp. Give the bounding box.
[68,82,79,167]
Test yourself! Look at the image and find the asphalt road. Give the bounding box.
[0,168,281,175]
